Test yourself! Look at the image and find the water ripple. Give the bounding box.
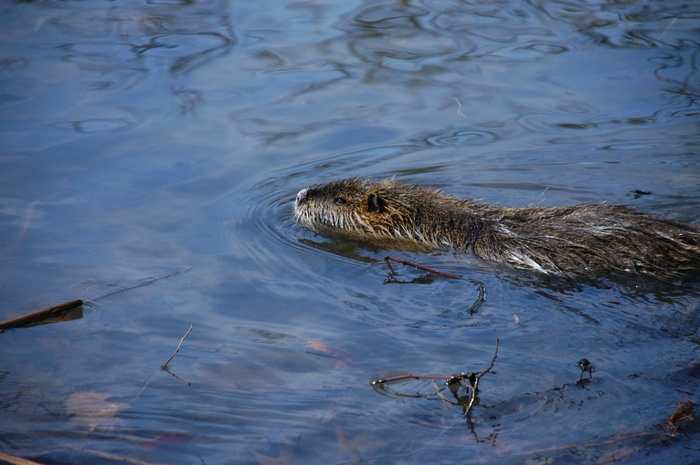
[353,4,429,26]
[425,127,499,147]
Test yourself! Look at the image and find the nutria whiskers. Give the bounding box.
[294,178,700,280]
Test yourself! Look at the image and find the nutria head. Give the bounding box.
[293,178,479,249]
[294,178,395,236]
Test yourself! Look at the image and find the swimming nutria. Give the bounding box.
[294,178,700,280]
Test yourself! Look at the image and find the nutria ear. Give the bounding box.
[367,193,382,213]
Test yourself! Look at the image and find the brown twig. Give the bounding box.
[372,373,453,384]
[383,256,486,314]
[0,267,192,331]
[664,397,695,437]
[384,256,464,280]
[372,340,499,386]
[371,339,500,417]
[0,299,84,331]
[0,451,46,465]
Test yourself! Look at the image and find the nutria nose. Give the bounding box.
[296,188,309,205]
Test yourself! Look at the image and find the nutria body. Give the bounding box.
[294,178,700,280]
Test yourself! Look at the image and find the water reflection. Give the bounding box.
[3,0,237,141]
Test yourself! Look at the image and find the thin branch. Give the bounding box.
[464,281,486,315]
[371,339,500,417]
[87,267,192,302]
[431,379,454,404]
[161,324,193,370]
[383,256,486,315]
[459,339,499,416]
[131,324,195,403]
[384,256,464,280]
[372,373,461,385]
[0,267,192,331]
[477,338,500,379]
[454,97,468,120]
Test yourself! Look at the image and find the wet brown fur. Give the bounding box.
[294,178,700,280]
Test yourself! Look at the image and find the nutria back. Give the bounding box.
[294,178,700,280]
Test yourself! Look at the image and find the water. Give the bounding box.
[1,0,699,464]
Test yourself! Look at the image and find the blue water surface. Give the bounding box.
[1,1,699,464]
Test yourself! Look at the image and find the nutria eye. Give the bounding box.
[334,197,347,206]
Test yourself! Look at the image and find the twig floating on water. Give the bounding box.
[87,267,192,302]
[0,451,47,465]
[372,373,442,385]
[0,299,84,331]
[383,256,486,315]
[131,324,194,402]
[371,339,500,417]
[464,281,486,315]
[384,256,464,280]
[463,338,499,415]
[161,324,193,370]
[0,267,192,332]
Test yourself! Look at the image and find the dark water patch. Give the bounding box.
[53,118,139,134]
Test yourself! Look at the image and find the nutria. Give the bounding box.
[294,178,700,280]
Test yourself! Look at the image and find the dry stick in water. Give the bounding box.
[372,339,500,416]
[0,267,192,330]
[161,324,193,370]
[0,299,84,331]
[384,256,486,314]
[87,267,192,302]
[0,451,47,465]
[463,338,499,415]
[384,256,465,280]
[132,324,195,403]
[466,281,486,314]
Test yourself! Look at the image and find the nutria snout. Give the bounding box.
[294,178,700,280]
